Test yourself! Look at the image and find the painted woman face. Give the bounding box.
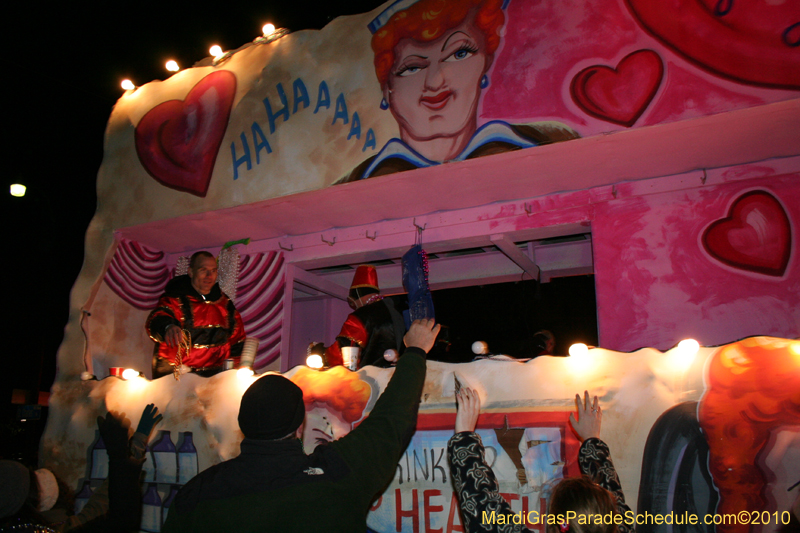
[385,13,491,147]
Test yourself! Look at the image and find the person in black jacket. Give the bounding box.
[163,319,440,533]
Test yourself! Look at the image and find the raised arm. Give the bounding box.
[570,391,634,533]
[454,387,481,434]
[332,319,439,494]
[448,387,527,533]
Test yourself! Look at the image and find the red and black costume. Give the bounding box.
[325,297,405,368]
[146,275,245,377]
[324,265,405,369]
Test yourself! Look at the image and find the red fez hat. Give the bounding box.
[350,265,379,295]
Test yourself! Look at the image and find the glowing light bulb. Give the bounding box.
[789,342,800,366]
[237,367,254,379]
[306,354,323,369]
[121,368,140,380]
[210,45,223,58]
[10,184,26,197]
[121,79,135,91]
[677,339,699,355]
[674,339,700,370]
[569,343,589,358]
[166,60,180,72]
[567,343,591,372]
[262,23,275,36]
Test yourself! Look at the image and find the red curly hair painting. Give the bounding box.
[291,366,372,424]
[699,338,800,533]
[371,0,505,88]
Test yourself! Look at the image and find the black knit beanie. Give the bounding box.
[238,375,305,440]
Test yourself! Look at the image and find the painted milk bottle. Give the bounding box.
[141,483,162,532]
[143,445,156,483]
[89,436,108,479]
[74,480,93,514]
[177,432,198,485]
[151,431,177,484]
[161,485,180,526]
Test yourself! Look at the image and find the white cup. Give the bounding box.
[341,346,360,371]
[240,337,259,368]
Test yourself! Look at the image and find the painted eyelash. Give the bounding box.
[395,62,425,76]
[455,44,479,54]
[393,41,479,75]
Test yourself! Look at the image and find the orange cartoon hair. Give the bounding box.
[698,338,800,533]
[291,366,372,424]
[371,0,505,87]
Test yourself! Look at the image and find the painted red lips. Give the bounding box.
[421,90,453,110]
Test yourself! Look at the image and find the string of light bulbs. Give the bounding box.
[120,23,285,91]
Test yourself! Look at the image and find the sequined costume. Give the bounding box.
[448,433,634,533]
[146,274,245,376]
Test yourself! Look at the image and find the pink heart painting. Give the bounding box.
[135,70,237,197]
[570,49,664,127]
[702,191,792,277]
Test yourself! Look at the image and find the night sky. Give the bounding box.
[4,1,387,397]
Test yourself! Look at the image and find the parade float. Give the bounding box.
[41,0,799,531]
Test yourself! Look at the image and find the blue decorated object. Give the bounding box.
[402,244,435,327]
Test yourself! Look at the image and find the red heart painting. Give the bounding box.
[135,70,237,197]
[626,0,800,89]
[570,50,664,127]
[702,191,792,277]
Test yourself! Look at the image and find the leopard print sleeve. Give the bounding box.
[578,438,635,533]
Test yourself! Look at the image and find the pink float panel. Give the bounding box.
[115,100,800,254]
[593,175,799,351]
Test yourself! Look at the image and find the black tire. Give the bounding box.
[637,402,718,533]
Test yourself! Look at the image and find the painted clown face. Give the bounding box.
[301,402,353,453]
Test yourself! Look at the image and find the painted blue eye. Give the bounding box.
[398,66,423,77]
[445,47,476,62]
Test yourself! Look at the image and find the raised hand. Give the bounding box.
[568,390,601,442]
[165,324,183,348]
[455,387,481,434]
[97,411,132,459]
[403,318,441,354]
[135,404,163,439]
